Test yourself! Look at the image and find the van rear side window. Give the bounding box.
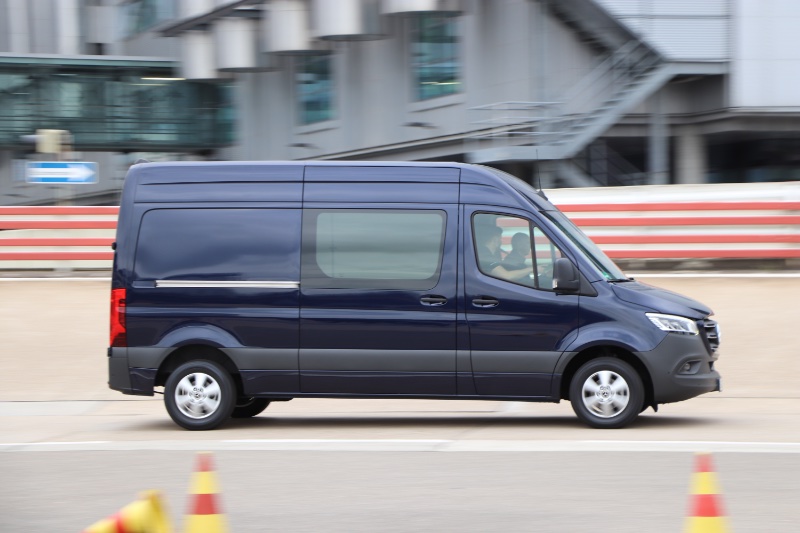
[302,209,446,289]
[134,208,301,281]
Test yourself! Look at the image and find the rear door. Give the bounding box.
[127,166,304,394]
[299,166,460,395]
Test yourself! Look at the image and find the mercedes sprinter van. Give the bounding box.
[108,161,721,430]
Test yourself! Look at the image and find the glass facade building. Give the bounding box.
[411,15,460,101]
[0,57,234,151]
[296,55,335,125]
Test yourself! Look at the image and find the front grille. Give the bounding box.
[701,318,720,356]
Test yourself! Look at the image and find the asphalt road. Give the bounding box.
[1,276,799,532]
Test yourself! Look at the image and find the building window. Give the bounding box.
[296,55,335,125]
[123,0,177,37]
[411,15,461,101]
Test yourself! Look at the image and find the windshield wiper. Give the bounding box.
[607,277,635,283]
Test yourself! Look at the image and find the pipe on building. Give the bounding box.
[180,0,215,19]
[312,0,385,41]
[382,0,462,16]
[215,17,259,71]
[180,31,217,79]
[87,6,116,45]
[7,0,30,53]
[57,0,81,55]
[265,0,330,55]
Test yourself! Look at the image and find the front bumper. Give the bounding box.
[638,333,721,405]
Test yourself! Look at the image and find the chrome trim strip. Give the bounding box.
[155,280,300,289]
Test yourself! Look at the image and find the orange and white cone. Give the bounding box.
[685,452,730,533]
[82,490,173,533]
[183,452,229,533]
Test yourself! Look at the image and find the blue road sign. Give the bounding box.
[26,161,98,184]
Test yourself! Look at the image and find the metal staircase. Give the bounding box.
[467,39,669,165]
[465,0,673,186]
[553,40,666,158]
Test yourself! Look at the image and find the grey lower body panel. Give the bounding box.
[108,347,156,396]
[108,348,133,393]
[471,350,561,397]
[299,349,454,372]
[638,334,721,404]
[299,370,455,395]
[111,346,566,400]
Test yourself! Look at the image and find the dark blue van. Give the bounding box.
[108,161,721,430]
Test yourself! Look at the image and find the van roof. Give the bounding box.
[124,160,555,210]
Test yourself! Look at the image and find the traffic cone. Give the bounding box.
[82,490,173,533]
[183,452,229,533]
[685,452,730,533]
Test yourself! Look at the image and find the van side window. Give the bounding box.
[134,208,301,281]
[302,209,446,289]
[473,213,564,290]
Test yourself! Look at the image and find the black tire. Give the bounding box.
[569,357,644,429]
[231,397,271,418]
[164,360,236,430]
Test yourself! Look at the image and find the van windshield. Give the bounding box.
[542,210,629,281]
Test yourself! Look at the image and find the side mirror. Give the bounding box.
[554,257,580,293]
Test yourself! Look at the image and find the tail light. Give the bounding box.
[110,288,127,347]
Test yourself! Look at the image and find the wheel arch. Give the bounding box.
[558,346,655,409]
[156,344,244,396]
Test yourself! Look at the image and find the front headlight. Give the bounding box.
[646,313,699,335]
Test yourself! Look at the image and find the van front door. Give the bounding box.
[465,208,580,398]
[299,204,459,396]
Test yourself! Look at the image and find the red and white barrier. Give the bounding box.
[1,182,799,270]
[0,206,117,269]
[547,181,800,261]
[557,201,800,259]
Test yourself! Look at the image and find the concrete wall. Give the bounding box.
[731,0,800,108]
[595,0,730,61]
[116,31,179,59]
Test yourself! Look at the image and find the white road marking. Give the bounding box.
[630,273,800,278]
[1,439,799,453]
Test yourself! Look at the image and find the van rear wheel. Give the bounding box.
[232,397,271,418]
[164,360,236,430]
[569,357,644,429]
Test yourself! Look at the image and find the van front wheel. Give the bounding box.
[164,360,236,430]
[569,357,644,429]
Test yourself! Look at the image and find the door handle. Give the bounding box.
[472,297,499,308]
[420,295,448,306]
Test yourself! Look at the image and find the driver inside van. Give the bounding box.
[502,232,535,285]
[475,224,533,282]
